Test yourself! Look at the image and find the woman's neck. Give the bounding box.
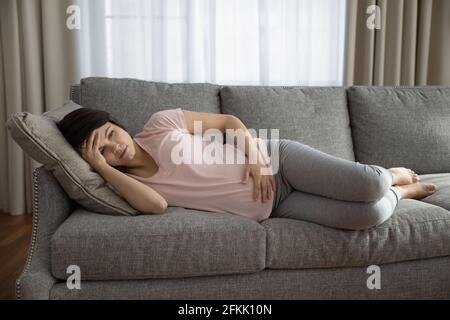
[128,140,157,171]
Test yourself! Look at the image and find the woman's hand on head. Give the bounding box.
[80,131,109,172]
[242,161,276,203]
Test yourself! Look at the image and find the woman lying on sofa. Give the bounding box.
[57,107,437,230]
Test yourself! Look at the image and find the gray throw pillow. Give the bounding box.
[6,100,140,216]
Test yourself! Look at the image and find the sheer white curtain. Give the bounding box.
[79,0,346,86]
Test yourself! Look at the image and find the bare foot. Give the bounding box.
[388,167,420,186]
[395,182,437,200]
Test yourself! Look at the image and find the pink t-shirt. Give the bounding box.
[124,108,274,222]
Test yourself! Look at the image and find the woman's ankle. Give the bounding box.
[394,185,408,199]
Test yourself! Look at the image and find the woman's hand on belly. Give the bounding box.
[242,162,275,203]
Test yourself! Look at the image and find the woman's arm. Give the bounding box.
[81,130,167,215]
[222,115,267,166]
[182,111,264,164]
[97,165,168,214]
[182,110,235,134]
[182,110,275,202]
[221,115,275,203]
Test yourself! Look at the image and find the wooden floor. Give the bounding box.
[0,211,32,300]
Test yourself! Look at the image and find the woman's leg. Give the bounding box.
[268,139,401,230]
[271,187,401,230]
[276,139,394,202]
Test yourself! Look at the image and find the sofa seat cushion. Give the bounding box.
[51,207,266,280]
[264,197,450,269]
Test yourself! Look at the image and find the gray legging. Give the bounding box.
[266,139,401,230]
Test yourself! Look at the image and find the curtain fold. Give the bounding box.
[344,0,450,86]
[0,0,80,215]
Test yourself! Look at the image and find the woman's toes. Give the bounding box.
[423,183,437,195]
[389,167,418,185]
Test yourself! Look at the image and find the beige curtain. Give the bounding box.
[0,0,80,215]
[344,0,450,86]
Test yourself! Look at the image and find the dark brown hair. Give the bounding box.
[57,107,129,171]
[57,107,127,151]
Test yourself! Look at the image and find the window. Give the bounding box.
[79,0,347,85]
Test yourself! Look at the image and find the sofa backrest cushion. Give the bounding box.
[6,100,140,216]
[220,86,355,161]
[347,86,450,174]
[79,77,222,136]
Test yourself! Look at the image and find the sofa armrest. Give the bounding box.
[16,165,75,299]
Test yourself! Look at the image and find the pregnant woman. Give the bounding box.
[57,107,437,230]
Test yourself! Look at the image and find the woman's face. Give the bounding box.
[83,121,135,167]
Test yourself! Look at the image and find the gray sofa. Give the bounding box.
[16,78,450,299]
